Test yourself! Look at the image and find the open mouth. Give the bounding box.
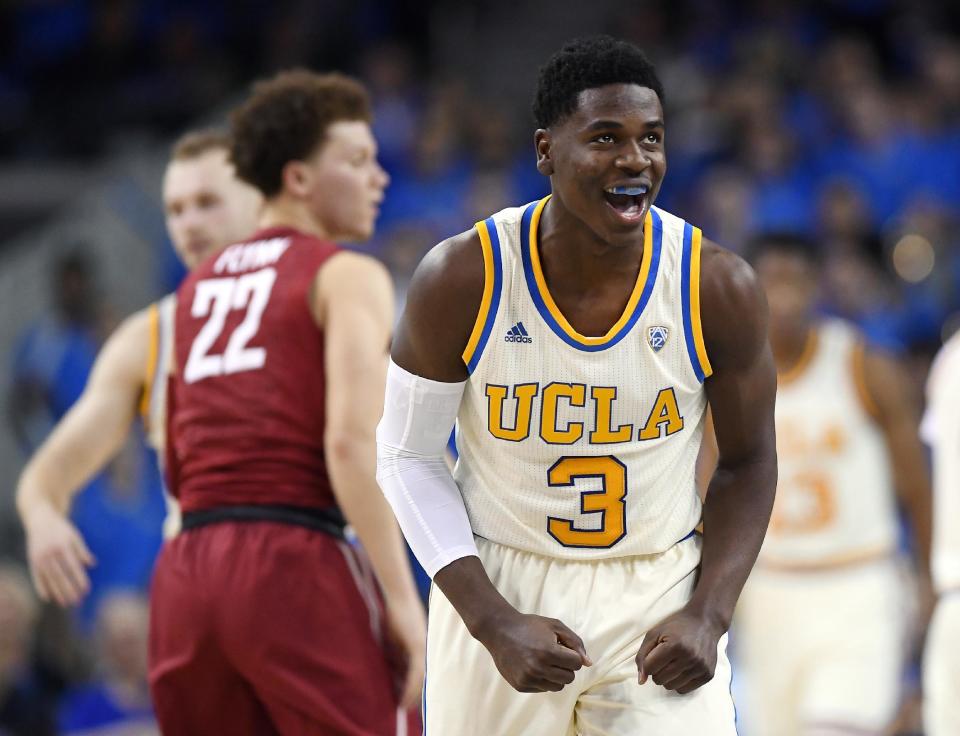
[603,185,648,224]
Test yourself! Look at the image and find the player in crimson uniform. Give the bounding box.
[149,70,425,735]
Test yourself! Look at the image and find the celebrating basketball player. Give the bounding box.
[377,36,776,734]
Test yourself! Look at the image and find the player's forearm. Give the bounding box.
[891,433,933,577]
[16,462,71,523]
[688,452,776,630]
[17,413,129,525]
[326,435,421,604]
[903,485,933,578]
[433,556,517,642]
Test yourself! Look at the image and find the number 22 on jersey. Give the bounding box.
[184,268,276,384]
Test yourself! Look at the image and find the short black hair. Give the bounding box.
[746,232,822,267]
[533,35,664,129]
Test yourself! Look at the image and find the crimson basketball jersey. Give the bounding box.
[168,227,339,513]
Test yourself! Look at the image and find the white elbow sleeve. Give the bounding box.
[376,359,477,577]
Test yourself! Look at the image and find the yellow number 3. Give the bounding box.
[547,456,627,548]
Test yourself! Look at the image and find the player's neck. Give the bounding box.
[259,198,331,241]
[771,323,816,374]
[538,197,644,289]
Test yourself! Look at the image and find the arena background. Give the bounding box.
[0,0,958,733]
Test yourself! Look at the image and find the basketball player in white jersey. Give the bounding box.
[376,36,777,734]
[921,329,960,735]
[17,130,262,607]
[731,233,933,736]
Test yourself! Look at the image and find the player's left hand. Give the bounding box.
[635,605,725,694]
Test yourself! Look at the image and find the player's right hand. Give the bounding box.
[24,504,95,607]
[384,592,427,709]
[477,611,591,693]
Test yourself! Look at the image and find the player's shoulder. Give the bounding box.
[699,238,762,318]
[414,198,540,292]
[114,303,155,345]
[114,294,178,354]
[92,300,165,383]
[318,249,391,293]
[407,227,486,317]
[697,236,767,371]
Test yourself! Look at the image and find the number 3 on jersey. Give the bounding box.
[547,456,627,548]
[184,268,277,384]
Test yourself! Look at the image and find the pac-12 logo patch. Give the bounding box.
[647,325,669,352]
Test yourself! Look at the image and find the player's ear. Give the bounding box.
[535,129,554,176]
[282,160,311,198]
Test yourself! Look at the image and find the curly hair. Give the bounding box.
[532,35,664,129]
[230,69,371,198]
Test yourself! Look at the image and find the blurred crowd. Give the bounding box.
[1,0,959,733]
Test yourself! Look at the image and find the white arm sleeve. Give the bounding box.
[376,359,478,578]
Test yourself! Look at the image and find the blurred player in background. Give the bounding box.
[16,130,262,607]
[732,233,932,736]
[151,70,424,735]
[377,36,776,734]
[921,328,960,735]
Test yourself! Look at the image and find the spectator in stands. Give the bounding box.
[0,562,54,736]
[8,250,104,454]
[58,592,156,735]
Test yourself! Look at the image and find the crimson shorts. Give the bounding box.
[148,520,420,735]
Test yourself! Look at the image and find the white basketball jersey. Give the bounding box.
[141,293,181,538]
[761,319,898,568]
[453,196,711,560]
[922,331,960,593]
[142,293,175,452]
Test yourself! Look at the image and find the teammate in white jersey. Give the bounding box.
[921,330,960,735]
[377,36,777,734]
[732,233,932,736]
[17,130,262,607]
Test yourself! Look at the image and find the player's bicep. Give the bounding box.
[700,246,777,465]
[706,345,777,464]
[319,255,393,435]
[861,349,929,498]
[862,349,920,433]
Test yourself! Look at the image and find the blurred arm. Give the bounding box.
[16,309,151,604]
[313,251,422,606]
[861,348,933,582]
[313,251,425,706]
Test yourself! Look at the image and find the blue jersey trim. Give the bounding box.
[681,221,707,383]
[520,202,662,352]
[466,217,504,374]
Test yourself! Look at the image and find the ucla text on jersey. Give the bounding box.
[454,196,713,559]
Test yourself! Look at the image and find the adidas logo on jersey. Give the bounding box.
[505,322,532,343]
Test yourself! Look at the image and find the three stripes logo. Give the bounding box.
[505,322,532,344]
